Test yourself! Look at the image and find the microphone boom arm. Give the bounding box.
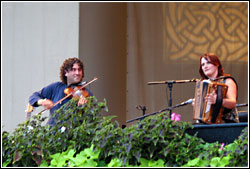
[148,78,198,85]
[126,98,193,123]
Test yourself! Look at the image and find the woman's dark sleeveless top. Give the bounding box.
[215,76,239,123]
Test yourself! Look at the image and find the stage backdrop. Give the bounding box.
[126,2,248,126]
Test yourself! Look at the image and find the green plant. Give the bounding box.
[92,111,205,166]
[40,144,101,167]
[139,158,165,167]
[106,157,166,167]
[40,145,167,167]
[2,114,49,167]
[182,127,248,167]
[2,95,248,167]
[2,96,108,167]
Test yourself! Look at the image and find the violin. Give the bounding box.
[25,77,98,120]
[54,77,97,105]
[64,86,90,99]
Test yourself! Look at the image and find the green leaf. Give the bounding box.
[67,149,76,158]
[108,158,123,167]
[219,155,231,167]
[80,160,98,167]
[97,160,106,167]
[2,159,11,167]
[139,158,149,167]
[210,157,220,167]
[149,159,165,167]
[186,158,200,166]
[39,160,49,167]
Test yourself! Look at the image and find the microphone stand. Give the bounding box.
[147,78,198,118]
[126,107,172,123]
[126,99,192,123]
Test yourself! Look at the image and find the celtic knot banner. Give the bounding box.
[163,2,248,62]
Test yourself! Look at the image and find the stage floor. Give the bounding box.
[186,122,248,144]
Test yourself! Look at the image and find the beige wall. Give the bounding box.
[2,2,79,132]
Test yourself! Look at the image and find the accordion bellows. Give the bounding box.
[193,80,228,124]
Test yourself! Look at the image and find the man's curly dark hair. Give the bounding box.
[60,57,84,84]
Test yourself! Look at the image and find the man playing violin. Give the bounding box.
[28,57,93,126]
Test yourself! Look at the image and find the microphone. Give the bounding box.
[180,98,193,105]
[236,103,248,108]
[173,98,193,109]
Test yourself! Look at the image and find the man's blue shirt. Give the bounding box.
[29,81,92,125]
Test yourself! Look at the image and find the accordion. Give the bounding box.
[193,80,228,124]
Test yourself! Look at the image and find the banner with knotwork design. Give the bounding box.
[163,2,248,62]
[126,2,248,124]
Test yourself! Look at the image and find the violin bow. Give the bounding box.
[37,77,98,115]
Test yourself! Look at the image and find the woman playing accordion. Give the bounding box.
[192,53,239,124]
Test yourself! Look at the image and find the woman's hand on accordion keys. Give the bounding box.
[205,90,217,105]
